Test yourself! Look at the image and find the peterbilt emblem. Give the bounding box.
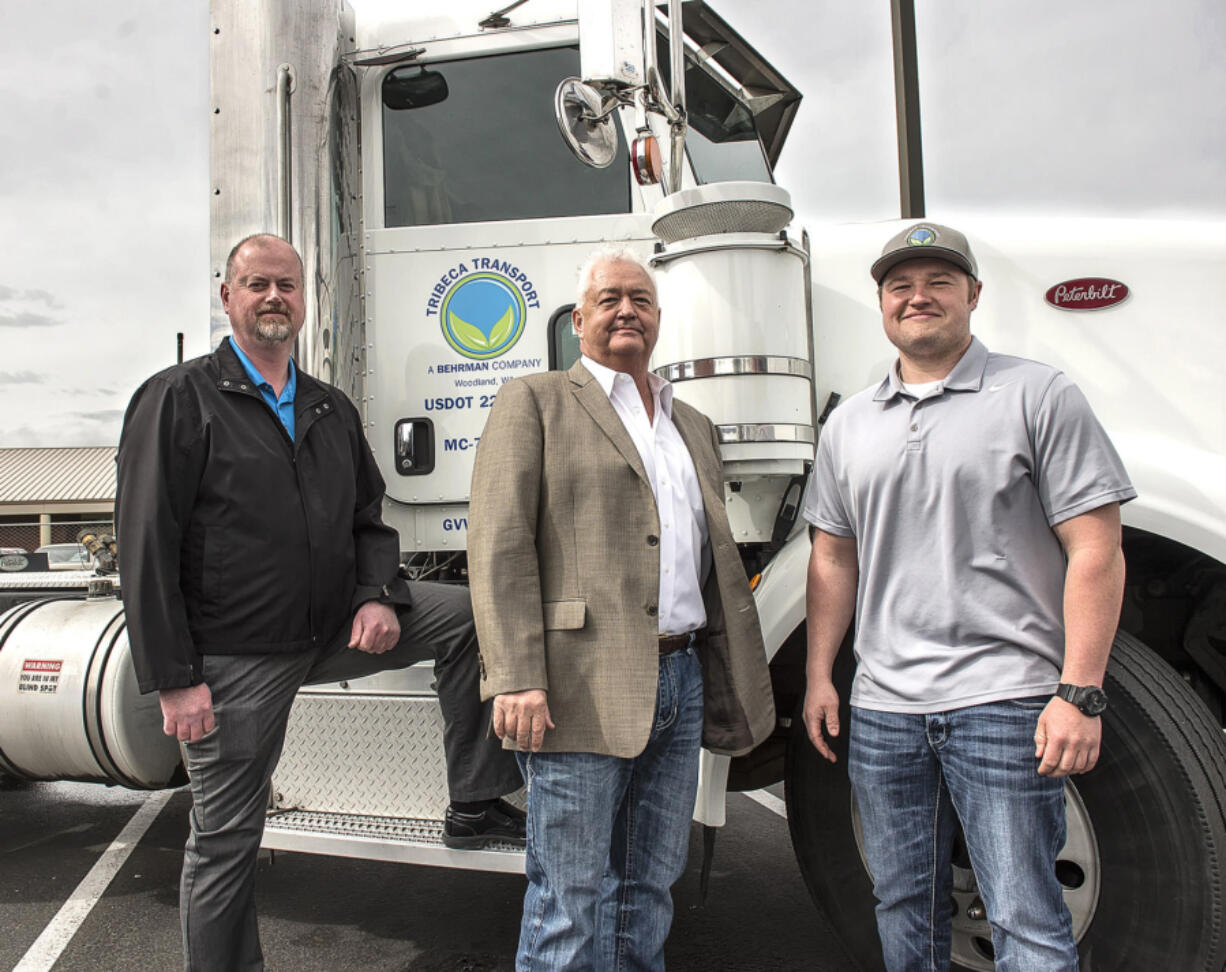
[0,554,28,571]
[1045,278,1129,311]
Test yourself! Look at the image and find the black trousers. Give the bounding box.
[178,580,520,971]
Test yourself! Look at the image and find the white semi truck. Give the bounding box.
[1,1,1223,968]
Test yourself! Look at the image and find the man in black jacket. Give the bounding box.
[116,234,523,972]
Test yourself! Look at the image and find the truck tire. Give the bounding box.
[784,631,1226,971]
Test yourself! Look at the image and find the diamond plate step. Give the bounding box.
[274,691,454,820]
[262,808,526,874]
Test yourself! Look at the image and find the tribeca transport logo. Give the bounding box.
[425,260,540,361]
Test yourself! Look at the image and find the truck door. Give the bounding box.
[364,39,647,553]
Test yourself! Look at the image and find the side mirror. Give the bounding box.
[382,67,449,111]
[554,77,618,169]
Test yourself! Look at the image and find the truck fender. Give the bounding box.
[754,527,812,663]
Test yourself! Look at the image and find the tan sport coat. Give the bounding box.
[468,360,775,758]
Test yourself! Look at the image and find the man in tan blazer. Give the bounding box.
[468,246,775,970]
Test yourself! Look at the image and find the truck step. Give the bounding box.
[262,808,526,874]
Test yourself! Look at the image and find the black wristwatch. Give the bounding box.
[1056,683,1108,717]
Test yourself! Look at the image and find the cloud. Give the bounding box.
[0,311,60,328]
[70,408,126,425]
[61,385,120,398]
[0,409,125,449]
[0,286,62,307]
[22,289,60,307]
[0,370,43,385]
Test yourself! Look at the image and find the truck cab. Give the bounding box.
[1,2,1223,968]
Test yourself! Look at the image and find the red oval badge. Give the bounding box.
[1044,278,1129,311]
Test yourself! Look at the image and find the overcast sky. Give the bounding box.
[1,0,1222,449]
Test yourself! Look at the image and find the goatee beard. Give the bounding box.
[255,318,293,344]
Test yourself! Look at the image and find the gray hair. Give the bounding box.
[575,245,656,307]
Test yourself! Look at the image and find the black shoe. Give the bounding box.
[443,798,527,849]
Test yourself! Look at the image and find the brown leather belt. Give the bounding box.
[659,631,700,654]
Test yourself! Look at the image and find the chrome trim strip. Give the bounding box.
[654,355,813,383]
[716,423,816,445]
[650,235,807,265]
[800,227,819,431]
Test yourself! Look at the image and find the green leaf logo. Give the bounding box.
[486,305,514,349]
[438,271,528,360]
[448,311,489,350]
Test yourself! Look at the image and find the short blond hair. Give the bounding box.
[224,233,302,284]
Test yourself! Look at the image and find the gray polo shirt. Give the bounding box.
[803,337,1136,713]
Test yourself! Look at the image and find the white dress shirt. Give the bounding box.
[581,355,710,636]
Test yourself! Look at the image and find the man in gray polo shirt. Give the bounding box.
[801,222,1134,970]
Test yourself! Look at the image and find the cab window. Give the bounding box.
[382,47,630,227]
[549,305,581,372]
[657,37,773,185]
[684,66,772,184]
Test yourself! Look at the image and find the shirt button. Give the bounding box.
[910,424,918,432]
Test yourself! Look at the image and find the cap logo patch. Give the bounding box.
[906,227,936,247]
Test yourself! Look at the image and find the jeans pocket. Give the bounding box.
[1004,694,1052,710]
[516,751,534,794]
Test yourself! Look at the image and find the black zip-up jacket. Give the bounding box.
[115,338,410,693]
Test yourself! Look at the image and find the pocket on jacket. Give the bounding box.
[542,599,586,630]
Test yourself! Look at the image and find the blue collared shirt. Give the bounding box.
[229,339,297,440]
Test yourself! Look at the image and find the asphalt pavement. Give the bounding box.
[1,777,858,971]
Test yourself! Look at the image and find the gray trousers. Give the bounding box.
[178,581,521,972]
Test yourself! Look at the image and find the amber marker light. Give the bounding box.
[631,134,663,186]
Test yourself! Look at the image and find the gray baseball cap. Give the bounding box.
[871,222,978,283]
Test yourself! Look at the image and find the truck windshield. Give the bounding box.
[382,47,629,227]
[682,58,773,185]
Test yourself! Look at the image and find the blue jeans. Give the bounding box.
[515,646,703,972]
[848,699,1077,972]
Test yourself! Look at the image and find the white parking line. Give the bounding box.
[744,787,788,819]
[14,789,174,972]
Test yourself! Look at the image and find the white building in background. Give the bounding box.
[0,447,116,551]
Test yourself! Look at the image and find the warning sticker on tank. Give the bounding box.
[18,658,62,695]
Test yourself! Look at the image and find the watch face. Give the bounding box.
[1079,686,1108,716]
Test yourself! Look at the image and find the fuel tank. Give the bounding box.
[0,596,182,789]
